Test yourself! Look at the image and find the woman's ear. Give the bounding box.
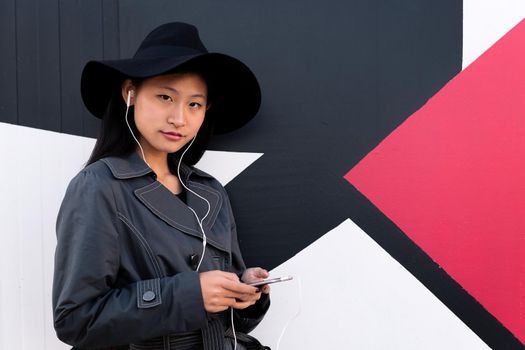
[121,79,135,107]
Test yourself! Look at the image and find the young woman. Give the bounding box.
[53,22,270,350]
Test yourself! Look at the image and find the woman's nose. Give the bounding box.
[167,105,186,127]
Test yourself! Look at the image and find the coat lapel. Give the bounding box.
[133,174,228,253]
[102,153,230,253]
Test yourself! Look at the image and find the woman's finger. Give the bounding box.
[241,267,270,284]
[255,268,269,279]
[261,284,271,294]
[222,279,258,295]
[232,299,257,310]
[234,291,261,303]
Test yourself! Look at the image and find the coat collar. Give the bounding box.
[101,152,152,179]
[101,151,214,182]
[101,152,229,253]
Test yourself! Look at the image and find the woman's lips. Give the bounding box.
[161,131,183,141]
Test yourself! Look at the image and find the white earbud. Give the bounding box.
[126,90,134,107]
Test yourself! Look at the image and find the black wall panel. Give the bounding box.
[0,0,17,124]
[36,0,60,131]
[0,0,119,136]
[58,0,118,136]
[16,0,40,129]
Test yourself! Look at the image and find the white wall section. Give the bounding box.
[252,219,490,350]
[0,122,94,350]
[196,150,263,186]
[463,0,525,69]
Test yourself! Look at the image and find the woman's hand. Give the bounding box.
[241,267,271,294]
[199,270,261,313]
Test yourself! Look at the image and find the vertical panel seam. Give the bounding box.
[101,0,105,58]
[37,0,41,129]
[57,0,63,132]
[38,131,47,349]
[116,0,120,58]
[14,0,19,125]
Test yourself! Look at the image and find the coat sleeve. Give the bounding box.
[222,189,270,334]
[52,170,207,348]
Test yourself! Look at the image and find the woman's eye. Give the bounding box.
[189,102,202,109]
[158,95,172,102]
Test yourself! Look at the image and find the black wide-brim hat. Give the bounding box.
[81,22,261,134]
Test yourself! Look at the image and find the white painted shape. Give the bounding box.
[39,130,95,349]
[195,150,263,186]
[18,125,45,348]
[251,219,491,350]
[0,122,94,350]
[463,1,525,69]
[0,124,22,350]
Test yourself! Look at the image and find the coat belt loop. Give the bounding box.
[163,335,170,350]
[201,317,225,350]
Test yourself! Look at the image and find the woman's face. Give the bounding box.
[122,72,208,157]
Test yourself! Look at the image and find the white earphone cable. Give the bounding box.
[275,275,302,350]
[176,137,238,348]
[125,95,235,348]
[125,91,151,169]
[176,136,210,271]
[125,90,209,271]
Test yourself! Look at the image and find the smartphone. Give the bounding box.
[247,275,293,287]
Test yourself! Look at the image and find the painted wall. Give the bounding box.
[0,0,524,349]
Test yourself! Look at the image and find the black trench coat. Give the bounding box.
[52,152,269,349]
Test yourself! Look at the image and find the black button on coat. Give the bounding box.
[52,152,269,349]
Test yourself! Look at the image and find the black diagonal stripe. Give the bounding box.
[345,186,525,349]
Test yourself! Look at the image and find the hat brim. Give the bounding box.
[80,53,261,134]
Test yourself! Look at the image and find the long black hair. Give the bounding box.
[86,71,215,169]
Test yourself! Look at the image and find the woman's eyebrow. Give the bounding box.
[160,86,180,94]
[160,86,206,98]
